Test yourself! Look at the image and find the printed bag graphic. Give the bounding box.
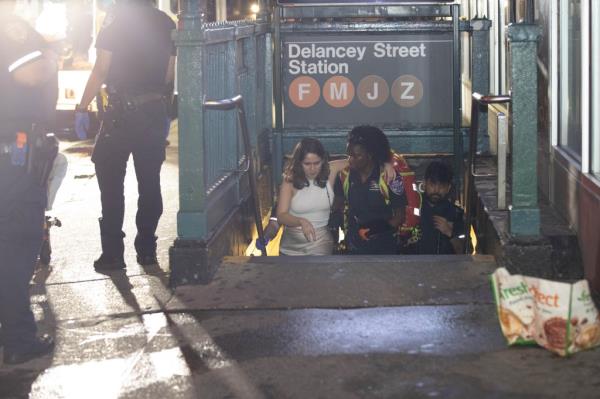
[491,268,600,356]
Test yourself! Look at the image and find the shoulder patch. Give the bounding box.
[3,21,29,44]
[389,175,405,195]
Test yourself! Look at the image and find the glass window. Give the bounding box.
[500,0,510,94]
[559,0,582,159]
[593,0,600,175]
[486,0,508,95]
[464,0,471,18]
[515,0,530,23]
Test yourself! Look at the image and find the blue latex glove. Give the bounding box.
[255,237,269,252]
[10,141,27,166]
[75,110,90,140]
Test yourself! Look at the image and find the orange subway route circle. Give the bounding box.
[323,76,355,108]
[289,76,320,108]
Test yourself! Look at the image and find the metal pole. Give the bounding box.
[497,112,507,209]
[273,5,283,130]
[507,23,541,236]
[510,0,517,23]
[527,0,535,24]
[452,3,463,200]
[174,0,206,238]
[257,0,269,23]
[178,0,204,29]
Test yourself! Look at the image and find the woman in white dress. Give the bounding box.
[276,138,344,256]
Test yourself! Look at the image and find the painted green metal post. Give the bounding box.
[507,23,541,236]
[257,0,268,23]
[169,2,272,286]
[272,3,283,184]
[169,0,211,286]
[451,3,463,196]
[174,0,206,239]
[470,18,491,153]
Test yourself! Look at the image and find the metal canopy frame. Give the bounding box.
[280,5,454,18]
[276,1,457,6]
[272,2,464,192]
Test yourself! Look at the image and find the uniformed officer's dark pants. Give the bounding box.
[0,157,45,352]
[92,100,167,259]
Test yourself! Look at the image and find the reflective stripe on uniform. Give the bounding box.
[8,50,42,73]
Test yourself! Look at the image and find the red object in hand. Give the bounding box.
[358,228,370,241]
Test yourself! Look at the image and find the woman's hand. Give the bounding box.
[383,162,397,183]
[299,218,317,242]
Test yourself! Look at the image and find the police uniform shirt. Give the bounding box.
[417,199,465,255]
[334,166,407,253]
[96,4,176,94]
[0,16,57,138]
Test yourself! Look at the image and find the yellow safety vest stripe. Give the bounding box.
[341,168,390,205]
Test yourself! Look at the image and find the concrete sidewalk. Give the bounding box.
[1,125,600,398]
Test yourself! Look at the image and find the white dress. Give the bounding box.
[279,180,334,256]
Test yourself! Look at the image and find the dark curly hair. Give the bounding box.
[424,161,453,184]
[284,138,330,190]
[347,125,392,166]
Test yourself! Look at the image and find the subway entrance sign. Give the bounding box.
[282,33,453,128]
[277,1,451,4]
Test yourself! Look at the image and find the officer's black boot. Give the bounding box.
[134,234,158,266]
[93,254,126,270]
[94,218,126,271]
[136,254,158,266]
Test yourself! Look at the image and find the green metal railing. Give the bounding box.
[174,14,271,240]
[204,95,267,256]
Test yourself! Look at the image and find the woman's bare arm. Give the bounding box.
[276,180,316,241]
[328,158,348,187]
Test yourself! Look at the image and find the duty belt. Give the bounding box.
[120,92,164,110]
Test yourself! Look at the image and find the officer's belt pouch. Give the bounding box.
[118,92,164,112]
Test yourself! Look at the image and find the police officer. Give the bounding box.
[333,126,407,255]
[0,1,57,364]
[76,0,176,270]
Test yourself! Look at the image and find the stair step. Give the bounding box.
[173,255,497,311]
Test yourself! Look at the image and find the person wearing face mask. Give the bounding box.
[414,161,465,255]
